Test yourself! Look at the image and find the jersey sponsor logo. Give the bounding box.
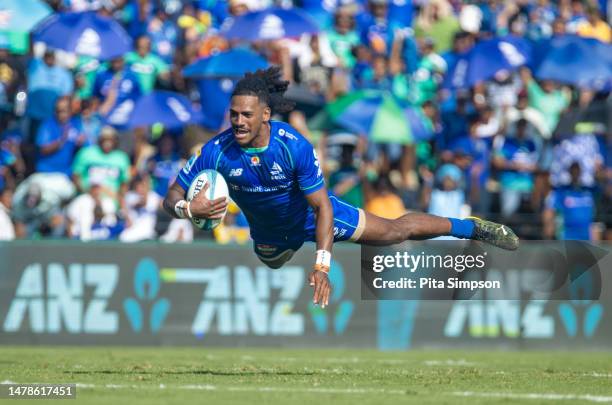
[270,162,286,180]
[182,152,198,174]
[229,168,243,177]
[278,128,297,141]
[250,156,261,166]
[313,150,322,177]
[256,244,278,255]
[239,184,291,193]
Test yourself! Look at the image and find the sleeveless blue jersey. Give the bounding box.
[176,121,325,243]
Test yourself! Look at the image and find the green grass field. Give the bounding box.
[1,347,612,404]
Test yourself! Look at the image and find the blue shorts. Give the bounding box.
[253,195,365,262]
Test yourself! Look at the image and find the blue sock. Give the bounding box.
[448,218,475,239]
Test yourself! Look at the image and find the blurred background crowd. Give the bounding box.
[0,0,609,243]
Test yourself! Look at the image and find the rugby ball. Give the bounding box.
[186,169,229,230]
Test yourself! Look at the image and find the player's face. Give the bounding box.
[229,95,271,147]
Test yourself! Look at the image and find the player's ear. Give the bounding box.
[263,106,271,122]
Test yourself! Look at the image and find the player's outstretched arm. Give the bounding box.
[163,181,227,220]
[304,188,334,308]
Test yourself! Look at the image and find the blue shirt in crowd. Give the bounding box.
[35,117,83,176]
[547,186,595,240]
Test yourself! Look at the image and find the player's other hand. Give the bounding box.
[308,266,331,308]
[189,182,228,219]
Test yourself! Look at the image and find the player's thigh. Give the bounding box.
[355,211,403,245]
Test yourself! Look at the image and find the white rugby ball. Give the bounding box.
[186,169,229,230]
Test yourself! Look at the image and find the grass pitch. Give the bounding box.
[1,347,612,404]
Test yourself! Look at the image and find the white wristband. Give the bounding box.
[186,201,193,219]
[174,200,192,219]
[315,250,331,268]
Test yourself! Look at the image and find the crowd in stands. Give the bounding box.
[0,0,610,243]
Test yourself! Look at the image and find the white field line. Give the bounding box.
[423,359,477,366]
[275,357,475,366]
[453,391,612,403]
[585,373,612,378]
[5,380,612,402]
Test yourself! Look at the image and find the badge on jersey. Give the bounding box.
[250,156,261,166]
[183,149,201,174]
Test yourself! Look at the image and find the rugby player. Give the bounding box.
[163,67,519,308]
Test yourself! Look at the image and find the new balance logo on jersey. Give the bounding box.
[270,162,285,180]
[229,168,243,177]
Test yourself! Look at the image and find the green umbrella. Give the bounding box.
[308,90,413,145]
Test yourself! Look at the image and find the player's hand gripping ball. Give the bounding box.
[186,170,229,230]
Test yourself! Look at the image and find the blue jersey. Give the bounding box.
[176,121,325,243]
[546,186,594,240]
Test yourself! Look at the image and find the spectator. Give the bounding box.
[78,98,103,145]
[473,106,501,141]
[72,126,131,206]
[74,55,101,101]
[93,56,142,127]
[415,0,460,53]
[35,96,86,176]
[89,204,125,241]
[402,37,447,106]
[11,172,75,238]
[520,67,571,136]
[550,125,604,188]
[120,173,161,242]
[146,133,183,197]
[364,175,406,219]
[327,5,361,69]
[439,95,475,151]
[576,7,611,42]
[25,50,74,135]
[328,139,364,208]
[543,162,595,240]
[356,53,392,91]
[486,71,523,110]
[358,0,393,55]
[565,0,588,33]
[293,34,338,98]
[125,35,171,94]
[66,176,118,241]
[493,119,540,217]
[0,45,23,123]
[0,187,14,240]
[147,5,180,64]
[424,163,470,219]
[502,91,550,140]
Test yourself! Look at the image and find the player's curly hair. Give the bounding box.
[232,66,295,115]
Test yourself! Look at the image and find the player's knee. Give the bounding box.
[390,215,415,242]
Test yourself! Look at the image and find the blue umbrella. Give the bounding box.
[222,7,319,41]
[403,105,434,142]
[183,48,269,78]
[33,11,132,60]
[332,91,413,145]
[535,35,612,90]
[445,36,531,88]
[126,91,203,129]
[0,0,51,32]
